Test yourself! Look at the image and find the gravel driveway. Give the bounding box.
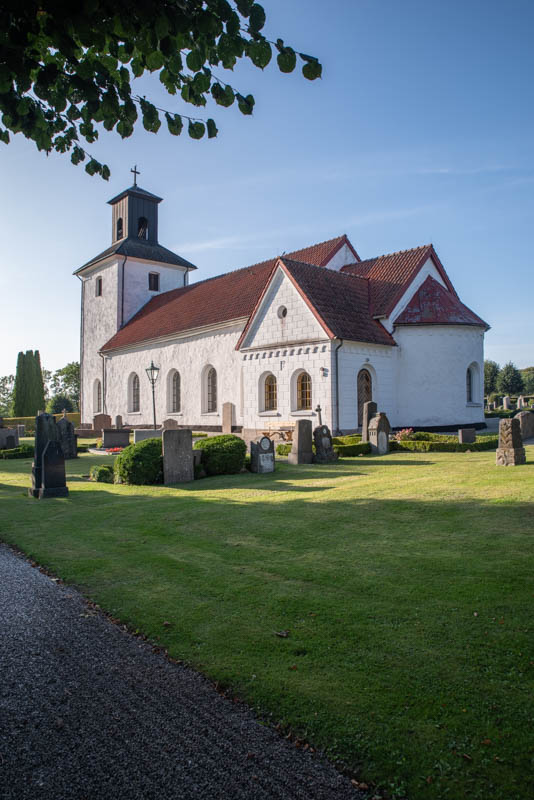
[0,544,364,800]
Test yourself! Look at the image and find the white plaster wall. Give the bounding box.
[324,243,358,271]
[81,260,120,422]
[122,260,187,324]
[241,268,325,349]
[385,257,447,331]
[241,342,333,431]
[395,325,485,427]
[337,342,397,430]
[101,324,243,428]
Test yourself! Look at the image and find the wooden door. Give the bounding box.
[357,369,372,427]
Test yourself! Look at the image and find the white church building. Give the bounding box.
[76,182,489,437]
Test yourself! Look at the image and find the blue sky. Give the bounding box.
[1,0,533,375]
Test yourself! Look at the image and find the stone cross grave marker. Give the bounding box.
[313,424,338,464]
[250,436,275,473]
[368,412,391,455]
[163,429,194,484]
[361,401,377,443]
[56,412,78,459]
[496,418,525,466]
[287,419,313,465]
[315,404,323,425]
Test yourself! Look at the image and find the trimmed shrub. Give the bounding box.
[276,443,292,456]
[332,434,362,445]
[46,394,74,414]
[334,442,371,457]
[193,434,246,476]
[0,442,34,459]
[391,436,498,453]
[114,438,163,485]
[90,464,114,483]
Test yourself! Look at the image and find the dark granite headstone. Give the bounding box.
[287,419,313,465]
[38,441,68,498]
[115,415,123,429]
[313,425,338,464]
[29,412,58,497]
[496,418,525,466]
[368,412,391,455]
[102,429,130,449]
[250,436,275,473]
[163,429,194,483]
[57,415,78,459]
[361,401,377,443]
[458,428,476,444]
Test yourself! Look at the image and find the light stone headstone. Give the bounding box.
[222,402,234,434]
[368,412,391,455]
[115,415,123,429]
[133,429,162,444]
[93,413,112,433]
[496,418,525,466]
[514,410,534,441]
[163,429,194,484]
[56,415,78,459]
[361,401,377,443]
[312,424,338,464]
[517,396,525,409]
[287,419,313,465]
[250,436,275,473]
[162,418,179,430]
[502,396,511,410]
[458,428,476,444]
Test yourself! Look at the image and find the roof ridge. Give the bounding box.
[353,243,432,264]
[280,257,369,281]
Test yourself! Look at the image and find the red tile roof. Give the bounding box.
[394,276,489,328]
[101,236,351,352]
[341,244,457,316]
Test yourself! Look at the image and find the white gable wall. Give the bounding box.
[324,243,358,271]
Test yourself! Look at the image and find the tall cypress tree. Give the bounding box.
[33,350,46,414]
[12,351,27,415]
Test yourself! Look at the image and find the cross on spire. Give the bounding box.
[131,164,140,186]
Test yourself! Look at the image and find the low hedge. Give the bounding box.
[1,412,81,434]
[276,443,292,456]
[0,442,34,459]
[391,436,498,453]
[193,434,246,476]
[334,442,371,456]
[89,464,114,483]
[114,438,163,485]
[332,434,362,445]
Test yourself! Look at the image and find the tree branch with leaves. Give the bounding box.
[0,1,322,179]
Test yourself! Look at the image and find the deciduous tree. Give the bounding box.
[496,361,524,395]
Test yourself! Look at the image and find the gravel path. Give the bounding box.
[0,544,364,800]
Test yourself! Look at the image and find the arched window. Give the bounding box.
[466,366,473,403]
[168,370,181,413]
[297,371,312,410]
[357,368,373,426]
[207,367,217,412]
[94,379,102,413]
[116,217,123,240]
[129,373,140,412]
[264,374,277,411]
[138,216,148,239]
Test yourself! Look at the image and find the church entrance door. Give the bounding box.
[357,369,372,427]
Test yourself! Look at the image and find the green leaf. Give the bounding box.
[165,112,183,136]
[207,118,218,138]
[186,49,203,73]
[145,50,164,72]
[131,57,144,78]
[211,82,234,107]
[85,158,101,176]
[302,60,322,80]
[155,14,169,40]
[249,3,266,32]
[101,164,110,181]
[236,93,254,115]
[247,40,271,69]
[188,120,205,140]
[0,127,10,145]
[277,47,296,73]
[236,0,254,15]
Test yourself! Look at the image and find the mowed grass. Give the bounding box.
[0,449,533,800]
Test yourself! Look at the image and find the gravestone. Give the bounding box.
[515,410,534,441]
[133,429,162,443]
[368,412,391,455]
[222,402,234,434]
[517,396,525,409]
[0,426,19,449]
[102,429,130,449]
[162,418,180,430]
[163,429,194,484]
[313,424,339,464]
[29,413,68,498]
[93,413,112,432]
[496,418,525,466]
[502,396,511,410]
[115,415,123,429]
[57,414,78,459]
[39,441,68,498]
[250,436,275,473]
[287,419,313,465]
[361,401,377,443]
[17,424,25,437]
[458,428,476,444]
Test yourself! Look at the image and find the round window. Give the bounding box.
[277,306,288,319]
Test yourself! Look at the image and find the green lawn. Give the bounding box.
[0,449,533,800]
